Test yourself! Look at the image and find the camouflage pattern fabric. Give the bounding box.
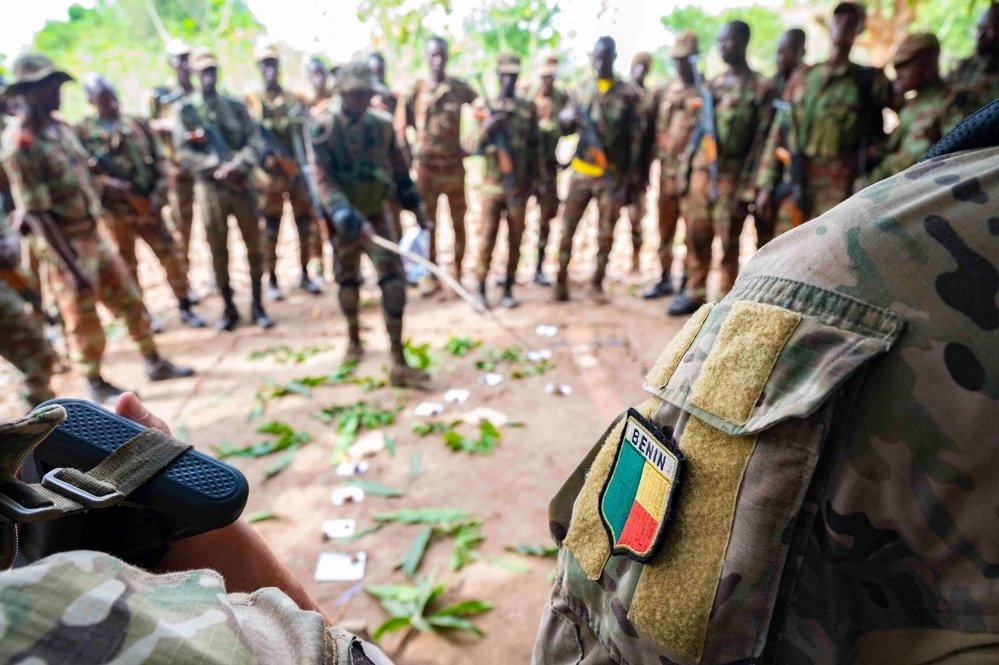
[624,84,660,259]
[149,86,196,275]
[477,190,527,284]
[682,69,772,301]
[418,161,467,274]
[101,212,190,302]
[400,76,476,166]
[0,280,55,405]
[557,172,622,289]
[532,83,569,238]
[0,550,390,664]
[654,77,701,276]
[756,61,891,233]
[248,87,317,275]
[175,92,259,180]
[947,54,999,119]
[197,182,264,297]
[533,145,999,664]
[870,82,962,182]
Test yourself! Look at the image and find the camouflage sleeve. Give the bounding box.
[455,77,478,106]
[527,102,540,190]
[627,89,644,187]
[466,99,491,154]
[231,100,261,174]
[754,106,785,191]
[2,141,53,214]
[174,104,221,177]
[311,113,350,211]
[740,79,776,194]
[137,117,170,201]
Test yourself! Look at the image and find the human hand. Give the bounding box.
[115,392,172,435]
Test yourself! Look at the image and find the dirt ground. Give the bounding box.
[0,177,758,664]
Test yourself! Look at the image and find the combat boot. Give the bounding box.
[642,275,674,300]
[300,271,322,295]
[252,300,275,329]
[178,297,206,328]
[145,355,195,381]
[476,281,490,310]
[667,292,705,317]
[553,274,569,302]
[500,284,519,309]
[534,259,552,286]
[217,293,240,332]
[588,281,609,305]
[88,376,128,405]
[389,362,430,388]
[343,338,363,365]
[266,273,284,301]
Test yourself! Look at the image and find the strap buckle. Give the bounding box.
[41,468,124,509]
[0,492,64,523]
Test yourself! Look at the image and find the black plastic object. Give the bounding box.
[921,99,999,161]
[17,398,248,568]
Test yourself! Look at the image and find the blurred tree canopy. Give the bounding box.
[659,5,785,75]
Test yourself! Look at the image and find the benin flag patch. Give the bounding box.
[599,408,685,562]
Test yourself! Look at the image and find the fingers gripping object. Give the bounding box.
[330,202,367,240]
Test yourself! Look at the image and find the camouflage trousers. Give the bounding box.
[166,167,195,275]
[196,180,264,297]
[258,172,317,275]
[103,211,190,302]
[417,159,467,275]
[332,209,406,350]
[775,157,854,237]
[36,233,156,379]
[477,188,527,283]
[625,189,646,257]
[533,169,560,263]
[656,166,683,277]
[558,172,623,287]
[680,166,749,301]
[0,280,55,405]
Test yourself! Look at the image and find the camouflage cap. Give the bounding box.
[670,30,699,58]
[5,52,74,95]
[538,52,559,77]
[631,51,652,67]
[165,38,191,58]
[892,32,940,67]
[333,61,379,94]
[190,47,218,72]
[253,39,280,63]
[497,52,522,74]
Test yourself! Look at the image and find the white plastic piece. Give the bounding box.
[322,519,357,540]
[545,383,574,396]
[331,486,365,506]
[535,324,559,338]
[480,373,504,387]
[414,401,444,417]
[335,461,370,477]
[314,551,367,582]
[527,349,552,362]
[444,388,470,404]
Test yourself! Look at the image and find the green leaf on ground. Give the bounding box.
[317,401,397,460]
[248,344,332,365]
[506,544,559,558]
[443,420,501,455]
[367,574,492,641]
[213,421,312,460]
[403,339,436,371]
[398,525,434,578]
[444,336,482,357]
[246,510,279,523]
[411,420,458,437]
[409,451,422,480]
[375,508,484,575]
[341,479,404,498]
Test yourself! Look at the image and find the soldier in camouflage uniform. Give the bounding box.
[148,39,198,289]
[755,2,891,237]
[312,62,432,387]
[670,22,773,316]
[948,3,999,119]
[248,41,322,301]
[751,28,806,248]
[470,53,539,309]
[529,53,568,287]
[1,53,193,403]
[369,51,409,242]
[624,51,656,275]
[176,48,274,332]
[642,31,700,301]
[77,74,206,329]
[871,33,961,183]
[399,36,477,294]
[533,105,999,664]
[555,36,642,304]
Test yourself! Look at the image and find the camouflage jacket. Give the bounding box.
[633,83,660,185]
[76,114,168,214]
[311,106,407,217]
[570,76,643,181]
[400,76,477,166]
[692,68,773,189]
[655,77,701,179]
[947,53,999,119]
[756,61,891,190]
[1,118,104,235]
[870,81,961,183]
[533,84,569,177]
[174,92,260,181]
[246,86,307,177]
[541,146,998,664]
[469,95,540,194]
[147,85,191,167]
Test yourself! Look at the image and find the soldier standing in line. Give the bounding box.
[871,33,961,183]
[176,47,273,331]
[247,41,322,301]
[2,53,193,403]
[625,51,657,276]
[554,36,642,304]
[948,3,999,118]
[470,53,539,309]
[78,75,205,329]
[755,2,891,236]
[669,21,773,316]
[369,51,409,241]
[529,53,568,287]
[307,56,333,113]
[398,36,477,295]
[642,31,701,301]
[311,62,433,387]
[751,28,807,248]
[148,39,198,291]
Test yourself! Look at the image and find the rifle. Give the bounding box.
[684,55,719,203]
[473,74,519,213]
[287,106,334,234]
[179,105,247,188]
[87,154,152,217]
[257,122,300,180]
[571,95,611,187]
[771,99,807,228]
